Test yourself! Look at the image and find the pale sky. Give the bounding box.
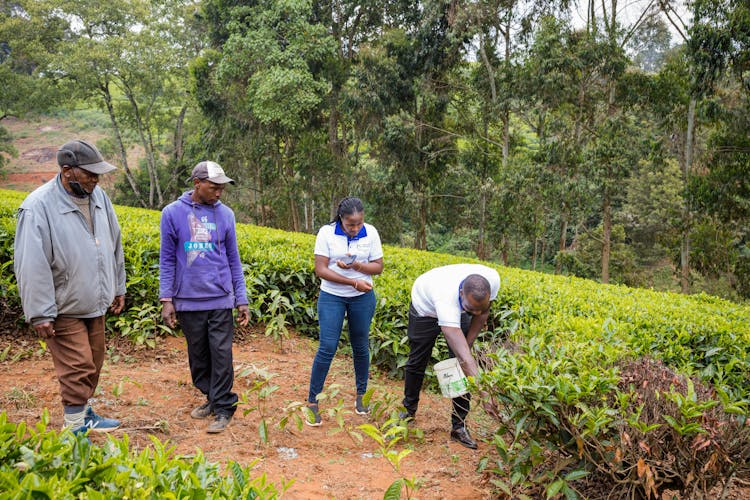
[571,0,691,43]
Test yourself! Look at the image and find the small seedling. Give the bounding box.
[237,364,280,445]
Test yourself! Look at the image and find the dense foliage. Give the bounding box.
[0,411,289,498]
[2,0,749,301]
[2,189,749,495]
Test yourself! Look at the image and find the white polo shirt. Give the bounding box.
[314,222,384,297]
[411,264,500,328]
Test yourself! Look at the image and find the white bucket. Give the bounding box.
[434,358,469,398]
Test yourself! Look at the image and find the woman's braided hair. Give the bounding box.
[335,196,364,224]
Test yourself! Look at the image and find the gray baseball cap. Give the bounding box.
[189,161,235,185]
[56,140,117,174]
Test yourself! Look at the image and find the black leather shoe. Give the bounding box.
[398,411,415,423]
[450,427,477,449]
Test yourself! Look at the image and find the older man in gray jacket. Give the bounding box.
[14,139,126,434]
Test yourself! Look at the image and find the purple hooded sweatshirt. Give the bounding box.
[159,191,248,311]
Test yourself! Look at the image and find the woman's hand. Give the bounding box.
[336,259,355,269]
[352,279,373,292]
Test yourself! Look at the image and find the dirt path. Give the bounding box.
[1,328,495,499]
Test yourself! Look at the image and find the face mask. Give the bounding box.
[68,181,89,197]
[68,169,91,197]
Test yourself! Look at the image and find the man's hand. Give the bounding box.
[109,295,125,315]
[161,301,177,328]
[442,327,479,378]
[237,305,250,327]
[34,322,55,339]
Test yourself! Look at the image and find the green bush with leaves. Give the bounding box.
[1,188,749,393]
[0,411,290,498]
[478,342,750,498]
[2,188,750,496]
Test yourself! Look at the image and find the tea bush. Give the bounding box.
[0,411,289,498]
[478,343,750,498]
[2,188,750,496]
[1,188,749,395]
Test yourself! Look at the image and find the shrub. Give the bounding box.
[0,411,290,498]
[478,341,750,498]
[596,357,750,498]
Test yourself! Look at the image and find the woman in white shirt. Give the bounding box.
[305,197,384,426]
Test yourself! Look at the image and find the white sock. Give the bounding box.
[63,409,86,430]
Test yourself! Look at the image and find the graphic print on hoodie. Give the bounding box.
[186,212,216,266]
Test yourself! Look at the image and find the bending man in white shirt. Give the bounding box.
[402,263,500,449]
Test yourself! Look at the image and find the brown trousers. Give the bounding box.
[46,316,105,407]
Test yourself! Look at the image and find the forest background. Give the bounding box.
[1,0,748,302]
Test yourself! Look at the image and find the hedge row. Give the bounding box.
[2,188,750,496]
[1,188,748,397]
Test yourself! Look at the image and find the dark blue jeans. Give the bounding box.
[308,290,376,404]
[177,309,237,417]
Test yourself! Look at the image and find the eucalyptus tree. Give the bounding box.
[0,0,66,172]
[40,0,199,208]
[515,16,602,273]
[575,0,667,283]
[208,0,336,231]
[446,1,572,260]
[347,0,465,250]
[341,33,416,242]
[447,72,506,260]
[686,0,750,297]
[650,0,697,293]
[312,0,389,217]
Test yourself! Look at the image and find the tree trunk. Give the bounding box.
[173,105,186,161]
[540,236,546,269]
[124,91,159,208]
[499,235,508,265]
[146,126,164,207]
[477,186,486,259]
[256,160,266,226]
[680,97,696,294]
[328,87,349,202]
[101,84,145,207]
[602,192,612,284]
[415,186,428,250]
[556,208,568,274]
[284,138,300,232]
[501,21,511,165]
[601,23,617,285]
[289,196,300,232]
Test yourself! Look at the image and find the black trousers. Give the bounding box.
[402,303,472,430]
[177,309,238,416]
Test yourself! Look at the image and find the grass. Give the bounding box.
[4,387,37,409]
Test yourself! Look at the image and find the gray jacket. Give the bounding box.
[14,175,126,325]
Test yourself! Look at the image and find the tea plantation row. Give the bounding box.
[1,188,749,497]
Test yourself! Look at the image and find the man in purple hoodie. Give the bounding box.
[159,161,249,433]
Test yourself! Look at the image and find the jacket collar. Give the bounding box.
[53,174,104,213]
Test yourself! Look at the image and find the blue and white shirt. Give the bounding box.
[314,222,384,297]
